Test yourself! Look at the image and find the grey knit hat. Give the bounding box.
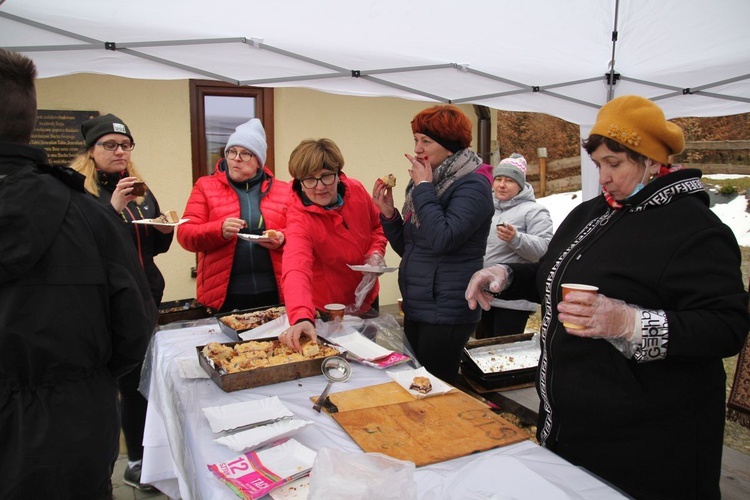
[225,118,267,166]
[493,153,527,188]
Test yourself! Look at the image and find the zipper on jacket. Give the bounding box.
[539,207,620,446]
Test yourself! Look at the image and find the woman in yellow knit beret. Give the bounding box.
[466,95,749,499]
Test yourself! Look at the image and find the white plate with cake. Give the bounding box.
[237,229,281,243]
[388,367,452,399]
[132,210,187,227]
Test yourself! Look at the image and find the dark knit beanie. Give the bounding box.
[81,113,134,148]
[418,127,464,153]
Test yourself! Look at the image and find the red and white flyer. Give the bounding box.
[208,438,316,499]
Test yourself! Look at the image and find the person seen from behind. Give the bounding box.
[0,48,158,499]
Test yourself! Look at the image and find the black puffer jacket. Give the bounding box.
[504,169,749,500]
[0,142,158,499]
[381,165,494,324]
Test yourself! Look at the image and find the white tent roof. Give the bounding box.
[2,0,750,126]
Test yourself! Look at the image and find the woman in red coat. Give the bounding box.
[178,119,290,312]
[278,138,387,351]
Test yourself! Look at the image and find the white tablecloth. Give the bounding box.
[140,321,625,499]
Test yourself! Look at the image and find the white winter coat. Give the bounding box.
[483,183,553,311]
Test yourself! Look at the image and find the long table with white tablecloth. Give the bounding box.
[140,320,625,499]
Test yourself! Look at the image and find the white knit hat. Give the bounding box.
[493,153,527,188]
[225,118,267,166]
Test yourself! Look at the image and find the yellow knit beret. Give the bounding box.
[590,95,685,165]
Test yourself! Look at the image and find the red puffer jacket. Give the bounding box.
[177,163,290,310]
[282,173,387,324]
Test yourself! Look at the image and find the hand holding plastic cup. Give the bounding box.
[560,283,599,329]
[324,303,345,321]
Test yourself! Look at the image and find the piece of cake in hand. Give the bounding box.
[380,174,397,188]
[301,340,320,358]
[409,376,432,394]
[131,181,147,196]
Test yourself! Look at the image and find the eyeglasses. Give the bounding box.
[97,141,135,151]
[300,172,337,189]
[226,149,255,162]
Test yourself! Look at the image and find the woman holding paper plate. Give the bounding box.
[178,118,290,314]
[70,113,174,490]
[71,114,174,305]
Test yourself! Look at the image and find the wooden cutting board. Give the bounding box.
[326,382,414,411]
[331,383,528,466]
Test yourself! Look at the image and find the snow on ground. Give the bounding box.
[536,174,750,246]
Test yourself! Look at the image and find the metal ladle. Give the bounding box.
[312,356,352,412]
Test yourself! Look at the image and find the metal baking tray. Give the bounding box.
[214,304,284,341]
[461,333,539,390]
[158,298,210,325]
[197,337,343,392]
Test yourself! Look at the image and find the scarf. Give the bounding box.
[603,163,685,210]
[402,148,482,227]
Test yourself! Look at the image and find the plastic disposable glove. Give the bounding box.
[557,291,641,356]
[465,265,512,311]
[364,252,386,269]
[347,253,386,314]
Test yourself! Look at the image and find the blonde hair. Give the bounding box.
[288,138,345,180]
[69,148,146,203]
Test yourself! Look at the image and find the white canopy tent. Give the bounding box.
[2,0,750,198]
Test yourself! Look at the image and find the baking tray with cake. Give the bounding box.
[215,305,287,341]
[197,337,344,392]
[461,332,540,390]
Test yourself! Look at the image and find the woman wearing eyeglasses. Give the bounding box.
[278,138,387,352]
[70,113,173,490]
[177,118,290,314]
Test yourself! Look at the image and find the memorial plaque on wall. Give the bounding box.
[30,110,99,166]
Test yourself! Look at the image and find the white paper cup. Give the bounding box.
[560,283,599,329]
[324,303,345,321]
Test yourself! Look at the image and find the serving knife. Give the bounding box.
[220,415,294,434]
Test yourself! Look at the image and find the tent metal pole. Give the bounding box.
[453,76,604,103]
[0,11,100,45]
[246,40,349,73]
[362,75,448,102]
[474,105,492,164]
[607,0,621,102]
[241,73,346,85]
[539,90,601,109]
[452,89,529,104]
[117,48,240,84]
[363,64,454,75]
[619,76,683,92]
[653,90,750,105]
